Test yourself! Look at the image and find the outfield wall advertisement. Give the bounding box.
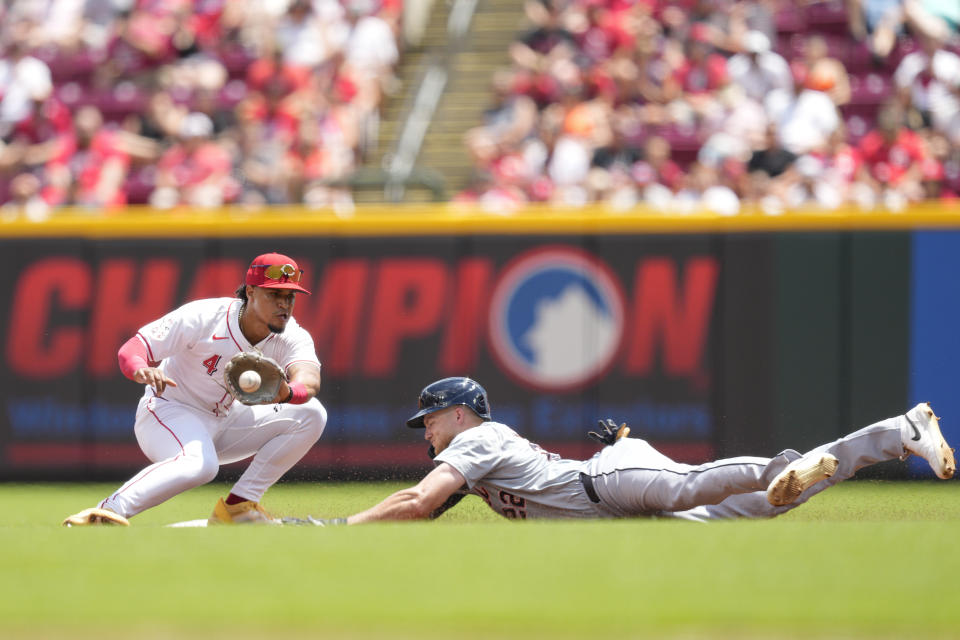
[0,236,719,479]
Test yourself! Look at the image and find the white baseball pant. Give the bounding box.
[101,394,327,518]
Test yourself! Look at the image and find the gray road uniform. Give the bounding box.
[434,414,909,521]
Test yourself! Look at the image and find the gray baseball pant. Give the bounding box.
[585,416,904,520]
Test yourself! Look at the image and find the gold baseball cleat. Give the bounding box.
[62,507,130,527]
[208,498,278,525]
[766,453,839,507]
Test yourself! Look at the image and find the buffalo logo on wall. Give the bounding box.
[488,246,626,392]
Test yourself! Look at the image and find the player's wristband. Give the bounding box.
[118,336,152,380]
[286,381,309,405]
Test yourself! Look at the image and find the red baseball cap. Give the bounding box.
[244,253,311,294]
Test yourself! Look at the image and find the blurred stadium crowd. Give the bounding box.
[0,0,399,218]
[0,0,958,218]
[455,0,960,213]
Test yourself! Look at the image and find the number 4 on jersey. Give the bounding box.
[202,354,222,376]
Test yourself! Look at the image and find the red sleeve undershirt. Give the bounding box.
[118,336,155,380]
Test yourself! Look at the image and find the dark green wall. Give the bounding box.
[717,232,911,467]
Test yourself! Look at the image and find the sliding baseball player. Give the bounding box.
[304,377,954,524]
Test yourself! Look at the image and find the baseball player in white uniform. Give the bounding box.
[63,253,327,526]
[329,377,954,525]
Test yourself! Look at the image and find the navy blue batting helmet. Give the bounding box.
[406,377,491,428]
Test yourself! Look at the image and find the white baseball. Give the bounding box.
[239,370,261,392]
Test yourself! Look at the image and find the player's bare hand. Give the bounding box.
[587,418,630,446]
[134,367,177,396]
[271,379,291,404]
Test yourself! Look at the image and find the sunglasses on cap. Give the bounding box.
[252,263,304,283]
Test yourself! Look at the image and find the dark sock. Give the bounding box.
[225,493,248,506]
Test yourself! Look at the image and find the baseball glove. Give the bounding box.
[224,351,286,405]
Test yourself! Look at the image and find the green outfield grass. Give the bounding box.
[1,480,958,639]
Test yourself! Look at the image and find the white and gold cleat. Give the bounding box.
[766,453,839,507]
[208,498,278,525]
[902,403,955,480]
[62,507,130,527]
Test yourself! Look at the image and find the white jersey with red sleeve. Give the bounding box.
[433,421,605,519]
[134,297,321,417]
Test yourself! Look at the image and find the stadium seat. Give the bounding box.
[652,124,702,167]
[804,1,850,34]
[848,73,893,105]
[123,167,156,205]
[55,82,84,108]
[35,48,99,84]
[216,80,249,110]
[775,6,807,34]
[776,33,874,73]
[96,84,149,121]
[219,46,257,80]
[843,113,873,144]
[841,41,875,73]
[943,160,960,192]
[888,38,920,68]
[775,33,805,60]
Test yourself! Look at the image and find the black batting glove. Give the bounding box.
[430,492,466,519]
[587,418,631,446]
